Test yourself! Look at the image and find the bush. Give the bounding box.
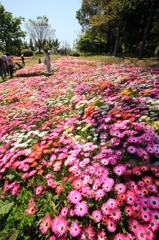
[34,50,44,55]
[69,51,80,57]
[21,49,33,56]
[155,45,159,59]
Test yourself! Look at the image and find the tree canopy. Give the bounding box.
[0,3,26,54]
[24,16,55,52]
[76,0,159,58]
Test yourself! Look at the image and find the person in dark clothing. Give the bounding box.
[0,57,6,81]
[6,52,14,78]
[21,54,25,66]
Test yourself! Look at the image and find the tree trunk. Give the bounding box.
[114,27,120,56]
[138,0,159,59]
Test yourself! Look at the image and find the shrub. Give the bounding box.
[21,49,33,56]
[155,45,159,59]
[34,50,44,55]
[69,51,80,57]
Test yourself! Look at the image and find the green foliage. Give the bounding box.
[21,49,33,56]
[0,3,25,53]
[34,50,44,55]
[76,0,159,58]
[69,51,80,57]
[155,45,159,59]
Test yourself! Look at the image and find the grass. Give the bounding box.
[81,54,159,68]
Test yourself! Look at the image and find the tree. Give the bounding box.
[29,38,35,51]
[0,3,26,53]
[25,16,55,53]
[138,0,159,59]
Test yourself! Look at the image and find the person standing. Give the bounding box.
[2,54,9,75]
[0,57,6,81]
[21,54,25,66]
[6,52,14,78]
[44,49,51,73]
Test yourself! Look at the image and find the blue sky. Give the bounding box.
[0,0,82,48]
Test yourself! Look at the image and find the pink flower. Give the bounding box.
[60,207,68,217]
[72,178,83,190]
[141,211,151,222]
[74,201,88,217]
[39,215,52,234]
[51,216,68,237]
[127,145,137,154]
[96,230,107,240]
[115,183,126,194]
[106,218,116,232]
[134,226,149,240]
[101,203,110,215]
[67,190,82,204]
[106,198,117,209]
[70,221,81,237]
[91,210,102,223]
[109,208,121,221]
[128,219,139,233]
[114,233,126,240]
[151,210,159,225]
[48,236,56,240]
[25,205,37,215]
[79,225,95,240]
[95,189,105,200]
[46,178,55,187]
[35,186,43,196]
[148,196,159,209]
[113,164,126,176]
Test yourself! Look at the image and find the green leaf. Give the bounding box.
[0,202,14,215]
[4,229,18,240]
[6,168,22,182]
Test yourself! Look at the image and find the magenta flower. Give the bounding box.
[115,183,126,194]
[70,221,81,237]
[106,218,117,232]
[74,201,88,217]
[114,233,126,240]
[109,208,121,221]
[151,210,159,225]
[127,145,137,154]
[60,207,69,217]
[46,178,55,187]
[148,196,159,209]
[91,210,102,223]
[79,225,95,240]
[35,186,43,196]
[113,164,126,176]
[106,198,117,209]
[51,216,68,237]
[67,190,82,204]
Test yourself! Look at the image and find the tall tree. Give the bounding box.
[24,16,55,53]
[0,3,25,53]
[29,38,34,51]
[138,0,159,59]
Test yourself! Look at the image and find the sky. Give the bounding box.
[0,0,82,48]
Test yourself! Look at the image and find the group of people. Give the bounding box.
[0,50,51,81]
[0,52,14,81]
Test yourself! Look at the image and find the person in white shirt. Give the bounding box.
[44,49,51,73]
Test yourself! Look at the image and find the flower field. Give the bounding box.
[0,57,159,240]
